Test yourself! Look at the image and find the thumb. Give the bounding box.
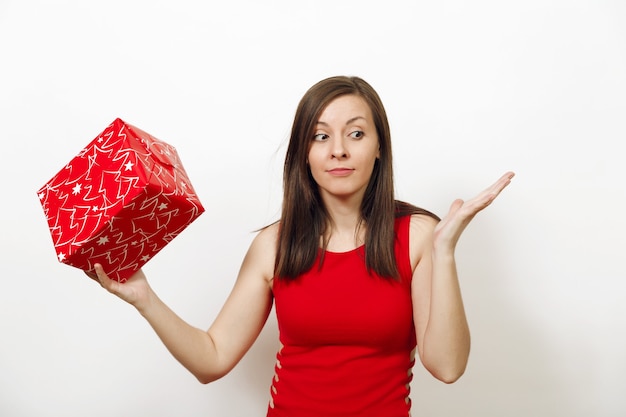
[93,263,121,294]
[447,199,464,218]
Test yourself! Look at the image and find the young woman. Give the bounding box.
[90,76,514,416]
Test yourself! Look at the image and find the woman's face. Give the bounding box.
[307,94,380,204]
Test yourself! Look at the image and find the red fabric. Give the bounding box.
[269,215,415,417]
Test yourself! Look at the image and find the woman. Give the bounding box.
[91,76,514,416]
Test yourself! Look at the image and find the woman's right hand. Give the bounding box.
[86,264,152,310]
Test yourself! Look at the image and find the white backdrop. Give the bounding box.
[1,1,625,416]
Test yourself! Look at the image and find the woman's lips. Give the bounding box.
[327,168,354,176]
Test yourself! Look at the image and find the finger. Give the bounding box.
[491,171,515,194]
[447,198,464,217]
[443,198,470,230]
[475,171,516,206]
[93,263,119,293]
[84,270,100,283]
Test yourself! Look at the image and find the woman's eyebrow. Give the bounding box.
[345,116,367,125]
[316,116,367,126]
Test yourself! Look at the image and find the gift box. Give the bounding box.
[37,118,205,282]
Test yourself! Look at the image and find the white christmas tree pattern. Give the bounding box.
[37,118,204,282]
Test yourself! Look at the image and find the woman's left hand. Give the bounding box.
[433,171,515,253]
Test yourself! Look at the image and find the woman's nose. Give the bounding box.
[331,137,348,159]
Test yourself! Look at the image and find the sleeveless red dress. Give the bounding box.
[268,215,416,417]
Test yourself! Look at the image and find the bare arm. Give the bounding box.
[411,172,514,383]
[92,223,278,384]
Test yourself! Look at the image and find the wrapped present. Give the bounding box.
[37,118,205,282]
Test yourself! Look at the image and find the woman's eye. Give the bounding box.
[349,130,364,139]
[313,133,329,141]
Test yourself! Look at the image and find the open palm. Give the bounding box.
[433,171,515,252]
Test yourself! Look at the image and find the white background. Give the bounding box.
[1,1,625,416]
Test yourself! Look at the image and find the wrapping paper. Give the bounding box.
[37,118,204,282]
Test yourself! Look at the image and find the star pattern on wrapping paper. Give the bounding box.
[40,119,205,282]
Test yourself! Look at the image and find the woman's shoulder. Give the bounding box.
[243,221,280,282]
[409,212,438,234]
[252,221,280,252]
[394,202,438,269]
[395,200,440,222]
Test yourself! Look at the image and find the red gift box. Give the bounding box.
[37,118,205,282]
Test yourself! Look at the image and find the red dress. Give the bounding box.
[269,215,416,417]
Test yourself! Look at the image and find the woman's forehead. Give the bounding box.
[317,95,373,125]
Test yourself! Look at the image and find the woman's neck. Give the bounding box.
[322,197,365,252]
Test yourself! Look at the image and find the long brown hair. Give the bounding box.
[275,76,438,280]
